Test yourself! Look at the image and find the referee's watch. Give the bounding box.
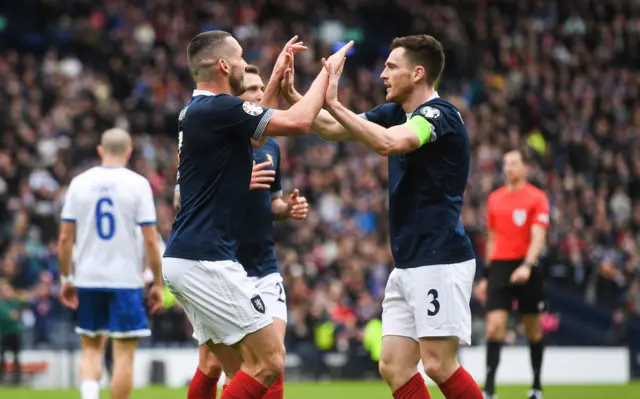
[522,261,538,269]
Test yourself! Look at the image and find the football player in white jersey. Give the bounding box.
[58,128,163,399]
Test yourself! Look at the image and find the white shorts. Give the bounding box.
[248,273,288,323]
[382,259,475,345]
[162,258,272,346]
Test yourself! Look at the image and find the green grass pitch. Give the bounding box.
[1,381,640,398]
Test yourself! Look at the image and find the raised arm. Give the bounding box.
[322,61,428,156]
[260,36,308,109]
[281,52,355,142]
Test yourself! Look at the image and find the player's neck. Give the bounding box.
[101,157,126,168]
[402,85,436,114]
[196,81,231,96]
[507,180,526,191]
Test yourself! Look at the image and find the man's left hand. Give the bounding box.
[287,189,309,220]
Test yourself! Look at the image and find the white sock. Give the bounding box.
[80,380,100,399]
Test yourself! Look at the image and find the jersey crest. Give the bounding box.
[512,208,527,226]
[242,102,264,116]
[420,106,441,119]
[266,153,274,166]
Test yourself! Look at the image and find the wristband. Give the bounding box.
[60,275,74,285]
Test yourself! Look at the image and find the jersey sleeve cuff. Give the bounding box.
[174,184,180,193]
[61,218,76,223]
[253,108,276,141]
[357,113,367,120]
[271,190,283,199]
[138,221,157,226]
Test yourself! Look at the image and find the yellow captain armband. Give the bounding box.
[404,115,433,147]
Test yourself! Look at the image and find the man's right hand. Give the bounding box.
[249,161,275,190]
[474,278,488,305]
[281,48,299,104]
[324,40,354,77]
[60,283,78,310]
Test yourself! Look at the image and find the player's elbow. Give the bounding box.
[58,234,72,247]
[374,142,395,156]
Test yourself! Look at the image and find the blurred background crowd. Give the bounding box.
[1,0,640,381]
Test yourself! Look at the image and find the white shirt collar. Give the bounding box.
[193,89,215,97]
[406,92,440,117]
[428,91,440,102]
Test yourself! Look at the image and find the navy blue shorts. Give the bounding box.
[75,288,150,339]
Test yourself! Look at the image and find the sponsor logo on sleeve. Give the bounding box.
[420,106,441,120]
[242,102,264,116]
[537,213,549,224]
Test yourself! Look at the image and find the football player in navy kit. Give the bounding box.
[283,35,482,399]
[162,30,350,399]
[181,65,308,399]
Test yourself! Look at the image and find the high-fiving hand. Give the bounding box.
[321,41,354,106]
[273,35,308,80]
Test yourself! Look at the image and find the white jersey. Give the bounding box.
[61,166,157,288]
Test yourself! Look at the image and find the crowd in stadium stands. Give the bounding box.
[1,0,640,367]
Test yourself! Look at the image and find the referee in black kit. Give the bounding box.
[480,151,550,399]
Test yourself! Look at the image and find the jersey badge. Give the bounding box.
[420,106,441,119]
[251,294,266,314]
[242,102,264,116]
[512,209,527,226]
[266,153,274,166]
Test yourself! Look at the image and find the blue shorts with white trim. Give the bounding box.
[76,288,150,339]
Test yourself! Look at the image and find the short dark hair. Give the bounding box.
[390,35,444,86]
[504,149,527,163]
[245,65,260,75]
[187,30,232,81]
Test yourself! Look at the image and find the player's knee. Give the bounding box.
[485,319,507,341]
[524,320,543,342]
[378,358,414,389]
[201,356,222,379]
[256,350,284,384]
[422,356,458,385]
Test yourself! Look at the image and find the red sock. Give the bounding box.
[438,367,483,399]
[188,368,219,399]
[220,370,268,399]
[393,373,431,399]
[262,373,284,399]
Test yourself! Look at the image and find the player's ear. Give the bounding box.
[218,58,230,75]
[413,66,426,83]
[97,145,104,158]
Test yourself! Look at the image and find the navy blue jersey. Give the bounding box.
[237,137,282,278]
[164,90,275,261]
[363,95,474,268]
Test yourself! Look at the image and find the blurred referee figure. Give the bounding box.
[481,150,550,399]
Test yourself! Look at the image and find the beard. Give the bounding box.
[229,66,246,97]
